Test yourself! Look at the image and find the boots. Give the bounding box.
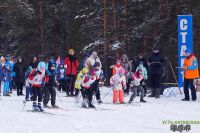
[88,102,95,108]
[97,99,102,104]
[32,102,38,111]
[155,88,160,99]
[140,98,146,103]
[81,98,88,108]
[38,102,44,112]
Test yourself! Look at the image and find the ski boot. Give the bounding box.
[81,99,88,108]
[51,104,59,108]
[97,99,102,104]
[33,102,39,111]
[140,98,146,103]
[88,102,95,108]
[43,104,51,108]
[37,102,44,112]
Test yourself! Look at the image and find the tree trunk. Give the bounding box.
[38,0,44,55]
[124,0,128,51]
[104,0,109,84]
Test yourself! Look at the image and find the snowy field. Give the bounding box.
[0,87,200,133]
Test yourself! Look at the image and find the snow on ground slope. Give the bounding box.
[0,87,200,133]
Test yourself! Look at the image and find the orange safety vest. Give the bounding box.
[184,55,199,79]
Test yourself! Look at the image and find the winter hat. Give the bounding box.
[139,61,143,65]
[82,68,89,74]
[92,51,97,58]
[48,62,56,71]
[118,68,125,75]
[0,56,5,62]
[153,46,159,51]
[185,49,192,54]
[69,49,75,55]
[93,62,100,68]
[37,62,46,71]
[137,69,143,75]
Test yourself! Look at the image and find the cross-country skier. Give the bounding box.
[110,68,126,104]
[28,62,46,111]
[43,62,59,108]
[129,69,146,103]
[74,68,89,104]
[136,61,148,95]
[81,68,97,108]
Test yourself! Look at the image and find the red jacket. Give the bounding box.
[64,56,79,75]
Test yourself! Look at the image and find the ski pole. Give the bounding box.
[101,88,112,100]
[22,100,26,111]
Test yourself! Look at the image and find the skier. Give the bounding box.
[28,62,46,111]
[120,54,132,95]
[81,69,97,108]
[74,68,89,103]
[43,62,59,108]
[136,61,148,95]
[129,69,146,103]
[57,63,66,92]
[182,49,199,101]
[148,46,165,98]
[64,49,79,96]
[13,57,25,96]
[90,62,104,103]
[110,68,126,104]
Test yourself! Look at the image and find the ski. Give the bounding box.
[26,110,55,115]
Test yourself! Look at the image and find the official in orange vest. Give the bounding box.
[182,49,199,101]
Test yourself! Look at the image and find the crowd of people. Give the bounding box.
[0,46,199,111]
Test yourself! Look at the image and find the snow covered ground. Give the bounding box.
[0,87,200,133]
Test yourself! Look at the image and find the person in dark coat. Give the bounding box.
[148,47,165,98]
[135,54,149,70]
[13,57,25,96]
[29,56,39,69]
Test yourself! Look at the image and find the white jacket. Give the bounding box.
[110,75,126,90]
[85,55,102,69]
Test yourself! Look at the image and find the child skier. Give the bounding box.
[43,62,59,108]
[81,69,97,108]
[110,68,126,104]
[74,68,89,103]
[28,62,46,111]
[129,69,146,103]
[57,63,66,92]
[136,61,148,95]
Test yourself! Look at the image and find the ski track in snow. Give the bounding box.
[0,87,200,133]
